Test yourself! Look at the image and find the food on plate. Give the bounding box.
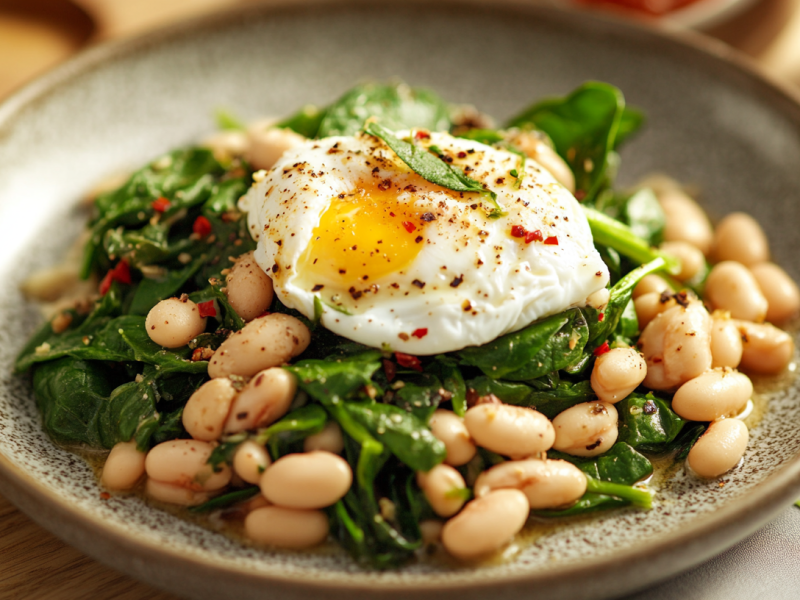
[15,81,798,567]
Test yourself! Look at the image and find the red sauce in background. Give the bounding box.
[574,0,701,17]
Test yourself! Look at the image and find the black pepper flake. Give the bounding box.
[372,167,380,174]
[404,184,417,192]
[457,151,467,158]
[412,279,426,289]
[421,212,436,222]
[311,284,324,292]
[643,400,657,415]
[339,269,347,274]
[415,236,423,243]
[276,240,282,246]
[378,179,392,191]
[450,274,464,288]
[470,204,478,210]
[348,287,363,300]
[495,177,505,185]
[272,264,280,273]
[585,439,602,451]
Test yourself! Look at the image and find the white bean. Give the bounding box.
[201,130,248,163]
[182,378,238,441]
[416,464,468,518]
[710,312,743,369]
[712,212,769,266]
[145,439,231,492]
[225,251,274,322]
[672,368,752,422]
[260,451,352,509]
[101,441,146,491]
[507,131,575,192]
[751,262,800,324]
[734,320,795,374]
[244,506,329,549]
[687,419,749,478]
[659,241,705,282]
[586,287,610,311]
[145,297,207,348]
[233,441,272,485]
[552,401,618,457]
[419,520,444,546]
[224,368,296,434]
[440,489,529,561]
[145,478,210,506]
[658,189,713,255]
[303,421,345,454]
[638,300,713,390]
[208,313,310,378]
[464,403,554,459]
[591,347,647,404]
[473,459,586,510]
[705,261,768,323]
[246,125,307,171]
[428,410,477,467]
[633,274,671,299]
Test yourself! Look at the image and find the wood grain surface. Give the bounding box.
[1,0,800,598]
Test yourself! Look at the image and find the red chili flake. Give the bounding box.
[193,215,213,237]
[414,130,430,140]
[411,328,428,339]
[598,312,605,322]
[525,229,544,243]
[197,300,217,318]
[151,196,171,212]
[574,189,587,201]
[389,212,396,217]
[100,492,111,500]
[593,341,610,356]
[510,225,526,238]
[395,352,423,372]
[544,236,559,245]
[99,260,132,295]
[402,221,416,233]
[382,359,397,382]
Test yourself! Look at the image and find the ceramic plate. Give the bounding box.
[2,2,800,599]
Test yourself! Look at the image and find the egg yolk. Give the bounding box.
[297,181,425,290]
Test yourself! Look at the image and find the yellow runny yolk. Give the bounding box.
[297,182,426,291]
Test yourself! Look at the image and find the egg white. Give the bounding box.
[240,130,609,354]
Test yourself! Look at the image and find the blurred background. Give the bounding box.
[1,0,800,99]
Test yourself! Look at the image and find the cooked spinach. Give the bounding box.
[618,393,686,452]
[458,308,588,381]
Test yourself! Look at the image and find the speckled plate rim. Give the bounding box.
[2,1,800,599]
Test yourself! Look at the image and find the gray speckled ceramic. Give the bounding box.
[2,1,800,599]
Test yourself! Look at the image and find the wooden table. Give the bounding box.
[2,1,800,598]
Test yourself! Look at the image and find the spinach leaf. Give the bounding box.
[458,308,588,380]
[318,82,451,137]
[616,106,645,147]
[618,392,686,452]
[549,442,652,486]
[429,356,467,417]
[189,487,260,514]
[364,122,502,215]
[17,315,207,374]
[466,376,595,419]
[134,406,186,451]
[83,148,224,278]
[343,402,446,472]
[384,372,445,422]
[582,206,679,274]
[533,491,629,517]
[277,104,328,138]
[506,82,626,202]
[189,284,246,331]
[285,353,382,404]
[32,358,115,447]
[256,404,328,459]
[623,188,665,246]
[128,256,205,315]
